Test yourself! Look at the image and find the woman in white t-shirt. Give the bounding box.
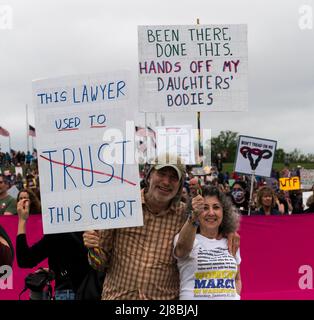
[174,186,241,300]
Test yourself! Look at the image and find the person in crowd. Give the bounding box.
[15,173,24,191]
[0,224,14,267]
[224,182,231,194]
[83,155,239,300]
[25,151,33,167]
[304,194,314,213]
[189,177,202,197]
[174,186,241,300]
[17,188,41,215]
[276,190,292,214]
[24,173,37,190]
[16,198,97,300]
[0,174,17,215]
[253,186,281,215]
[181,186,190,204]
[289,190,304,214]
[229,180,250,215]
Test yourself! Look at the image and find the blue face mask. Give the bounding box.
[232,190,245,202]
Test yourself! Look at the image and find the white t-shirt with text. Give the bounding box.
[174,234,241,300]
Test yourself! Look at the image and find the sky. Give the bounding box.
[0,0,313,155]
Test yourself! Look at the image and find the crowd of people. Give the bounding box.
[1,149,314,300]
[178,164,314,216]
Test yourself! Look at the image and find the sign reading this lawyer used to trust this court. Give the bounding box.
[234,135,277,178]
[138,24,248,112]
[33,72,143,234]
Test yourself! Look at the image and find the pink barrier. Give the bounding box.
[0,215,47,300]
[240,214,314,300]
[1,214,314,300]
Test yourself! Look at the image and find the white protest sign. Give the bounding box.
[303,191,313,209]
[156,125,196,164]
[138,24,248,112]
[15,166,23,176]
[300,169,314,189]
[234,135,277,177]
[33,72,143,234]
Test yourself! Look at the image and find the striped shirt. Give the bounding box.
[88,190,186,300]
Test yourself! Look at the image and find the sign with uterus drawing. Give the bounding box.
[234,135,277,177]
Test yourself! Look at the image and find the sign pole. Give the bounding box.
[248,171,255,216]
[196,18,202,166]
[26,104,29,153]
[144,112,148,163]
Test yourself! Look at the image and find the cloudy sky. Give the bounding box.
[1,0,313,154]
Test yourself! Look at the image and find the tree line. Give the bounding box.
[205,130,314,164]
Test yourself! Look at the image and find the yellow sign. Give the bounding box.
[279,177,300,191]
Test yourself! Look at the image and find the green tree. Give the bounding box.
[211,130,238,162]
[274,148,285,163]
[288,148,302,162]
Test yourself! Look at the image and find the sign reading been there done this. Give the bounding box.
[33,72,143,234]
[138,24,248,112]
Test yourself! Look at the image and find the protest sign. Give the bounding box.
[303,191,313,209]
[300,169,314,189]
[138,24,248,112]
[234,135,277,177]
[228,179,236,187]
[14,166,23,176]
[33,72,143,234]
[156,125,195,164]
[135,126,156,163]
[279,177,300,191]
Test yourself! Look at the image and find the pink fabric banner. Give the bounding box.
[240,214,314,300]
[1,214,314,300]
[0,215,47,300]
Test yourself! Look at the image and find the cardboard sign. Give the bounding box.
[156,125,196,164]
[234,135,277,177]
[279,177,300,191]
[33,72,143,234]
[14,166,23,176]
[138,24,248,112]
[300,169,314,189]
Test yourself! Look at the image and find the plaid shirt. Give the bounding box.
[88,190,186,300]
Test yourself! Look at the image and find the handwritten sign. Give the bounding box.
[156,125,195,164]
[279,177,300,191]
[234,135,277,177]
[33,72,143,234]
[138,24,248,112]
[300,169,314,189]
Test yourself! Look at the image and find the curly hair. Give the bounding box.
[201,185,240,236]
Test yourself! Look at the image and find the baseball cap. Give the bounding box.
[154,164,182,180]
[147,153,186,181]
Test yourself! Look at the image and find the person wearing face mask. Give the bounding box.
[229,181,249,215]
